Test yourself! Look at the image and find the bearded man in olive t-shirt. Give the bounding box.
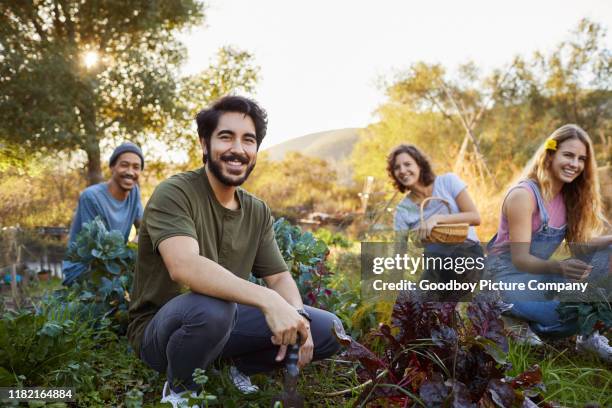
[127,96,342,403]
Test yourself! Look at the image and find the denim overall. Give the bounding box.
[486,180,610,338]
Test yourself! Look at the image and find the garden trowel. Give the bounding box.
[272,337,304,408]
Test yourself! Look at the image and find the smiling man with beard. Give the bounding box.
[128,96,342,405]
[62,142,144,285]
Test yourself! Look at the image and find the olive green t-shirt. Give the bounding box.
[127,167,288,356]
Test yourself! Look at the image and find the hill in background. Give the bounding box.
[263,128,362,185]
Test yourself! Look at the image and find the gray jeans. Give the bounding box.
[139,292,343,391]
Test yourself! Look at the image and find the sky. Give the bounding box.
[180,0,612,150]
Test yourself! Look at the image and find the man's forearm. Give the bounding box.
[265,272,304,309]
[172,251,281,311]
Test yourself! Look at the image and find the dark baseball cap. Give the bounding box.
[109,142,144,169]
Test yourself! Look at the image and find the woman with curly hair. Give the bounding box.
[388,144,482,299]
[487,124,612,360]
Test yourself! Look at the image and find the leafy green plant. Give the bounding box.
[557,281,612,336]
[78,334,161,407]
[324,251,381,339]
[558,301,612,336]
[191,368,219,407]
[333,292,552,407]
[0,279,161,406]
[313,228,351,248]
[65,217,135,332]
[124,388,144,408]
[0,299,102,388]
[273,218,334,307]
[67,217,134,277]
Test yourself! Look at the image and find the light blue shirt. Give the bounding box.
[62,182,143,284]
[394,173,479,242]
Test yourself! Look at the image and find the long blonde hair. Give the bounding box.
[520,124,605,244]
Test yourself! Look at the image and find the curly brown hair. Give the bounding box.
[386,144,436,193]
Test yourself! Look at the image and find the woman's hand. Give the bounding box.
[557,258,592,280]
[418,215,440,240]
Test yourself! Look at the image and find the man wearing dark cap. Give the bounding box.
[62,141,145,285]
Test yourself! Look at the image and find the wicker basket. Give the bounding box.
[420,197,469,243]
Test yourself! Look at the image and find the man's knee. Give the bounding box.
[308,307,343,358]
[180,292,237,335]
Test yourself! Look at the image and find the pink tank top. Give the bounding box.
[493,185,566,247]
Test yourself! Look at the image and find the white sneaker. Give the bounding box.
[160,381,199,408]
[576,332,612,363]
[502,315,544,347]
[229,366,259,394]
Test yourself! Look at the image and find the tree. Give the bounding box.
[496,18,612,164]
[245,152,358,218]
[350,108,463,188]
[385,60,520,184]
[0,0,205,184]
[0,151,85,227]
[0,141,29,172]
[172,46,261,168]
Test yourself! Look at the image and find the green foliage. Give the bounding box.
[0,0,206,183]
[557,283,612,336]
[0,153,84,227]
[65,217,135,332]
[324,284,382,341]
[273,218,334,307]
[324,249,386,339]
[67,217,134,277]
[313,228,351,248]
[482,18,612,167]
[0,299,103,388]
[0,142,30,172]
[81,335,160,407]
[0,1,261,186]
[0,284,161,405]
[191,368,218,407]
[560,301,612,336]
[124,388,144,408]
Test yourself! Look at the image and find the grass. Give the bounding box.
[507,338,612,407]
[140,359,360,407]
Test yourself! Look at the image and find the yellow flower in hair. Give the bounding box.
[544,138,557,151]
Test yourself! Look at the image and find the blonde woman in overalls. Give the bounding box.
[487,124,612,361]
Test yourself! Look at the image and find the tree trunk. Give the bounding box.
[85,139,104,185]
[80,91,104,186]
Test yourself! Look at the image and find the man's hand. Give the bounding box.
[274,325,313,368]
[263,292,309,348]
[297,326,313,368]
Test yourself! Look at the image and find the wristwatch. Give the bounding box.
[295,308,312,322]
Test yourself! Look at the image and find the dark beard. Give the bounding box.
[204,152,256,187]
